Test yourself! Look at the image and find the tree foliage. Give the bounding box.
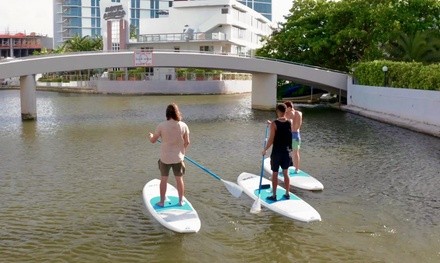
[386,31,440,63]
[61,35,103,52]
[33,35,103,56]
[257,0,440,71]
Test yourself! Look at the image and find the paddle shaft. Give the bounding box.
[155,139,221,181]
[258,125,270,194]
[183,155,221,181]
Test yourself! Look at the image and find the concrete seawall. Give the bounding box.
[345,79,440,138]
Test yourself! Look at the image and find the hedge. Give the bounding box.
[352,60,440,91]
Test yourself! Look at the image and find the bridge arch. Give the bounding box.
[0,51,348,120]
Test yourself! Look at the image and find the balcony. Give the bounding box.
[137,32,226,43]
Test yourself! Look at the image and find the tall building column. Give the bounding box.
[119,19,127,50]
[107,20,112,51]
[9,38,13,57]
[20,75,37,121]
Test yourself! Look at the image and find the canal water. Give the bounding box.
[0,90,439,263]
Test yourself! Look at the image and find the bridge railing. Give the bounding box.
[102,71,252,81]
[137,32,226,42]
[0,49,347,78]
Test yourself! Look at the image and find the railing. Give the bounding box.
[137,32,226,43]
[102,72,252,81]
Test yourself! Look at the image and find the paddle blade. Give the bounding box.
[250,198,261,214]
[221,179,243,198]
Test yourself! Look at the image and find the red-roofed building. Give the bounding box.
[0,32,53,58]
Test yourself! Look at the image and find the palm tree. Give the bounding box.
[386,31,440,63]
[64,35,103,52]
[61,35,103,79]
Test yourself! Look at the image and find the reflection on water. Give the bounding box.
[0,90,439,263]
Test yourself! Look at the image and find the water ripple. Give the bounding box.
[0,91,439,262]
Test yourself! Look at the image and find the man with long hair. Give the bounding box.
[149,103,190,206]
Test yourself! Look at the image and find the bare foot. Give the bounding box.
[156,202,164,207]
[178,201,185,206]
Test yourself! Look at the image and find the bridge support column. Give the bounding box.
[20,75,37,121]
[251,73,277,110]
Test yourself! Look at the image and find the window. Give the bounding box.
[232,26,245,39]
[221,8,229,14]
[200,46,213,52]
[112,43,120,51]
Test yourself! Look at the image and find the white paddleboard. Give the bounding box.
[263,157,324,191]
[142,179,201,233]
[237,172,321,223]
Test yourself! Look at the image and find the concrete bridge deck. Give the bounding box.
[0,50,348,120]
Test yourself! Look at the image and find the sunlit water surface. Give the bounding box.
[0,90,439,262]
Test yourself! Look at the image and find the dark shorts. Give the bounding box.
[270,152,291,172]
[158,159,185,177]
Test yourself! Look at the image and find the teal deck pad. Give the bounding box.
[151,196,192,211]
[254,187,300,203]
[277,168,309,177]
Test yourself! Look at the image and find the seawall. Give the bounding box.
[345,79,440,138]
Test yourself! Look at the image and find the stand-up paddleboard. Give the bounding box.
[238,172,321,222]
[142,179,201,233]
[263,157,324,191]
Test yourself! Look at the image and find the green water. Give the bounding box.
[0,90,439,262]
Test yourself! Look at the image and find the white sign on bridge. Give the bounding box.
[134,51,153,66]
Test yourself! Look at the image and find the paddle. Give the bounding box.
[183,155,243,198]
[251,124,270,214]
[155,139,243,198]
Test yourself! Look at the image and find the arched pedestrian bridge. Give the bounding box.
[0,50,348,120]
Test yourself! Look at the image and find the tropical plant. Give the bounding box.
[62,35,103,52]
[385,31,440,63]
[130,24,138,39]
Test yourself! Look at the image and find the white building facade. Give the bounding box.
[53,0,273,48]
[130,0,275,56]
[53,0,276,92]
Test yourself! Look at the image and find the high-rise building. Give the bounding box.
[54,0,102,48]
[237,0,271,21]
[54,0,172,48]
[53,0,273,48]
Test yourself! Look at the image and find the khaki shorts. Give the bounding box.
[158,159,185,177]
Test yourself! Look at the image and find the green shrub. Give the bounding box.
[352,60,440,90]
